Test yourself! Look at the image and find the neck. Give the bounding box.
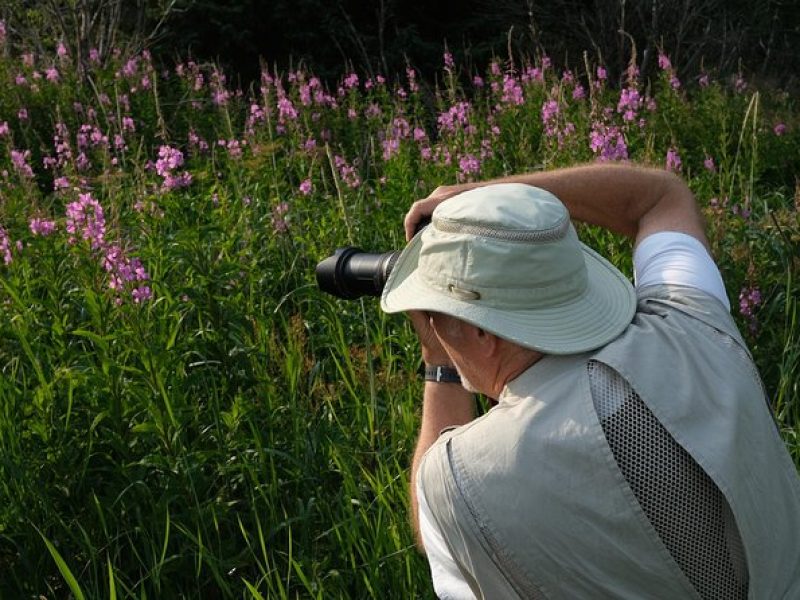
[488,343,543,398]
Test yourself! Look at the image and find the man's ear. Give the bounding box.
[471,325,500,357]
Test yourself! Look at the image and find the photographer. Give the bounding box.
[380,163,800,599]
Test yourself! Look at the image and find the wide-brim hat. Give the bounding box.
[380,183,636,355]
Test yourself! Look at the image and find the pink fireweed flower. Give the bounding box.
[698,73,710,87]
[443,51,455,72]
[589,124,628,161]
[54,176,70,190]
[132,286,152,303]
[521,66,542,83]
[271,202,290,233]
[0,226,12,265]
[541,99,560,137]
[343,73,359,89]
[155,145,192,191]
[18,108,28,121]
[364,103,382,119]
[670,75,681,90]
[277,96,298,122]
[382,137,400,160]
[89,48,100,63]
[66,193,106,249]
[11,149,35,178]
[596,66,607,81]
[406,68,419,93]
[473,75,484,88]
[57,42,69,58]
[572,85,586,100]
[29,218,57,236]
[734,75,747,93]
[155,145,184,175]
[15,74,27,86]
[299,179,312,195]
[658,53,672,70]
[774,123,787,136]
[437,102,471,133]
[666,148,682,172]
[458,154,480,176]
[502,74,524,105]
[102,244,152,302]
[617,87,642,122]
[334,155,361,189]
[704,156,716,172]
[0,121,9,136]
[738,286,762,332]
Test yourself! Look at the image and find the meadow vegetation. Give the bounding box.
[0,22,798,598]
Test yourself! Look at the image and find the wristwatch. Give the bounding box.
[424,364,462,384]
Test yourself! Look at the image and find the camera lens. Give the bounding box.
[315,247,401,299]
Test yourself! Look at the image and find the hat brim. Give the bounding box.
[380,229,636,355]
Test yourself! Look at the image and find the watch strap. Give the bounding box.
[424,364,462,384]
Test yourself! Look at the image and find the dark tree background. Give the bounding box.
[2,0,799,87]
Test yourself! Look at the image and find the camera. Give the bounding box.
[315,219,429,299]
[315,247,400,299]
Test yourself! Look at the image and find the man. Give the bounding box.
[380,163,800,599]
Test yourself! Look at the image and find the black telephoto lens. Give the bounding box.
[315,248,401,299]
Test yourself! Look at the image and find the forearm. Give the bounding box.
[410,381,475,549]
[418,163,708,249]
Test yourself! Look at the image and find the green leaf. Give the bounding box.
[39,531,86,600]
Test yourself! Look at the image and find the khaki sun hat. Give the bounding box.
[380,183,636,354]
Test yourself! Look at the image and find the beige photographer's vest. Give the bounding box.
[419,285,800,599]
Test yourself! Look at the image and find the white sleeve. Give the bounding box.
[417,473,477,600]
[634,232,730,310]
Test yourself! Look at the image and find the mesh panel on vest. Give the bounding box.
[587,360,749,600]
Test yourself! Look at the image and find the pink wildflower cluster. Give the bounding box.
[65,192,151,302]
[457,153,481,181]
[501,74,524,105]
[657,52,681,90]
[382,117,412,160]
[738,286,762,332]
[271,202,290,233]
[589,123,628,161]
[334,155,361,189]
[665,148,682,172]
[155,145,192,191]
[66,193,106,249]
[437,102,473,134]
[617,88,643,123]
[11,149,35,179]
[540,99,575,146]
[210,69,230,106]
[0,225,12,265]
[29,218,57,236]
[102,244,151,303]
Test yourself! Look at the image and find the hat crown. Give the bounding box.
[433,183,569,240]
[418,184,588,308]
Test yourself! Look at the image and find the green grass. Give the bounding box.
[0,44,797,597]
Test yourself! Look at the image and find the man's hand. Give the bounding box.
[404,184,475,241]
[407,310,452,366]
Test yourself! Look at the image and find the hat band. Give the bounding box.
[419,267,589,309]
[432,214,570,243]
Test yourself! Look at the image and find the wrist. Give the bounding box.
[424,364,462,384]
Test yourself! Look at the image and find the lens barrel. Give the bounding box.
[315,247,401,299]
